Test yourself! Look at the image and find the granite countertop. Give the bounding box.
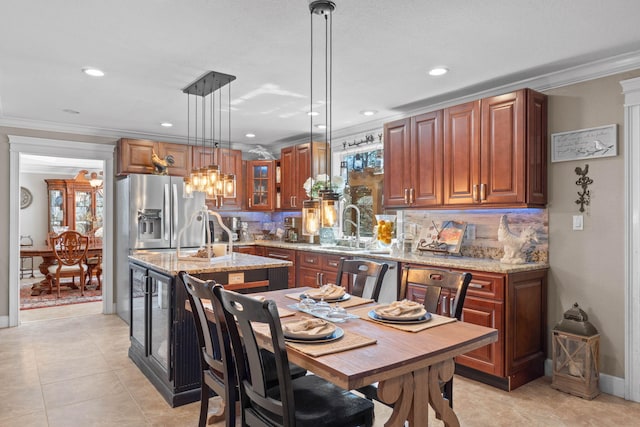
[249,240,548,274]
[129,251,292,276]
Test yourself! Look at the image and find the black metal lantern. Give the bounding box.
[551,302,600,399]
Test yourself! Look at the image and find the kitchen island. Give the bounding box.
[127,251,291,407]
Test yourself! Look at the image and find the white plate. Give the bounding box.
[283,320,337,340]
[284,327,344,343]
[373,305,428,321]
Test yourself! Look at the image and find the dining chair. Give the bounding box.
[334,258,389,302]
[85,232,102,290]
[179,271,237,427]
[179,272,307,427]
[399,266,472,409]
[214,285,375,427]
[47,231,89,298]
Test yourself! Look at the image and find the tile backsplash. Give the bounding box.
[401,209,548,263]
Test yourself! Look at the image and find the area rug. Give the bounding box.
[20,278,102,310]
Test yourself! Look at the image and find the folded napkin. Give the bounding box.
[282,318,336,338]
[305,284,346,300]
[375,299,425,318]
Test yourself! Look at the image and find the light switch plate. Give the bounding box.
[573,215,584,231]
[464,224,476,240]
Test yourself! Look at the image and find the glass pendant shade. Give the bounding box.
[302,199,321,236]
[319,189,339,227]
[183,177,194,198]
[206,165,220,187]
[224,173,237,198]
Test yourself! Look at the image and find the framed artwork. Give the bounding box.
[416,220,467,255]
[551,124,617,162]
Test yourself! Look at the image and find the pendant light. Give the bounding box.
[182,71,236,204]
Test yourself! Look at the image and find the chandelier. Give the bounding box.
[302,1,339,242]
[182,71,237,204]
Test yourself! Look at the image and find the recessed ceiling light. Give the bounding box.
[315,124,326,129]
[428,67,448,76]
[245,133,256,138]
[308,111,319,116]
[82,67,105,77]
[360,110,378,116]
[160,122,173,127]
[62,109,80,114]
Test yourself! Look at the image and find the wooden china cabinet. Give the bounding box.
[280,142,327,210]
[46,171,103,235]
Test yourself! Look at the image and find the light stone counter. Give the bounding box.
[250,241,548,274]
[129,251,292,276]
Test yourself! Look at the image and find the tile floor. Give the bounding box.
[3,304,640,426]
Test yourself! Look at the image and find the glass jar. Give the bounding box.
[375,214,396,248]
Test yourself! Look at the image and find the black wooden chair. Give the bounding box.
[213,285,375,427]
[180,272,307,426]
[334,258,389,302]
[398,266,472,409]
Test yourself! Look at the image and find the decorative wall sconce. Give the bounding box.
[575,164,593,213]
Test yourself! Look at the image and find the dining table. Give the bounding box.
[20,243,103,295]
[202,286,498,427]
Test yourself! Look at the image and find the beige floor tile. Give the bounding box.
[37,351,112,385]
[0,383,46,422]
[0,410,49,427]
[42,371,125,409]
[46,392,149,427]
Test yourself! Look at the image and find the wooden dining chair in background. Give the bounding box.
[399,266,472,410]
[214,285,375,427]
[47,231,89,298]
[334,258,389,302]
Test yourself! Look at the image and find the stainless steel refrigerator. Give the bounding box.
[115,174,205,322]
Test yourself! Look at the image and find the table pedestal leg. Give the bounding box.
[377,358,459,427]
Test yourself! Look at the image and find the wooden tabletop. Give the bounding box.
[253,287,498,391]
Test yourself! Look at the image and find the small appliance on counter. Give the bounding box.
[284,216,301,242]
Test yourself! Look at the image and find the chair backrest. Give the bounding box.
[214,286,295,427]
[50,231,88,266]
[178,272,235,403]
[399,266,472,320]
[335,258,389,301]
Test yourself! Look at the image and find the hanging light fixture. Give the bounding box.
[182,71,236,205]
[308,0,340,246]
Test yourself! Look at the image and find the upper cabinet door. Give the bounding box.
[280,146,296,209]
[117,139,157,175]
[480,91,525,205]
[158,143,191,177]
[411,111,443,207]
[443,100,481,205]
[213,148,245,211]
[383,118,411,208]
[247,160,276,211]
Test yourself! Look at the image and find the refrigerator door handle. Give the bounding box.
[164,183,170,241]
[172,183,178,243]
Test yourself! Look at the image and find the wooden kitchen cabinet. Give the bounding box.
[262,247,296,288]
[443,89,547,207]
[247,160,276,211]
[280,142,327,210]
[297,251,343,288]
[403,263,547,391]
[117,138,191,177]
[384,110,443,208]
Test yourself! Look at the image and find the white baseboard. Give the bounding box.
[545,358,625,398]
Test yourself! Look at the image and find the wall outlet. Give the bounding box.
[464,224,476,240]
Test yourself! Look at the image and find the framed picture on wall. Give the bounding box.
[551,124,617,162]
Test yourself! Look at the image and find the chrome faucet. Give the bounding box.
[342,204,361,248]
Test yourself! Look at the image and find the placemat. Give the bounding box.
[285,329,377,357]
[349,305,457,333]
[285,292,374,309]
[202,300,295,318]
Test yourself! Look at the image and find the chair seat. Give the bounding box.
[48,263,88,274]
[260,374,374,427]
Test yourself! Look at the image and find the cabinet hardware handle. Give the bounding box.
[248,198,252,208]
[404,188,409,204]
[472,184,478,202]
[410,188,415,204]
[292,196,297,207]
[469,283,483,289]
[480,183,487,201]
[268,253,289,259]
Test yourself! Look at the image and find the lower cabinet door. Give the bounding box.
[457,296,504,376]
[130,263,148,350]
[148,269,172,378]
[297,267,320,288]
